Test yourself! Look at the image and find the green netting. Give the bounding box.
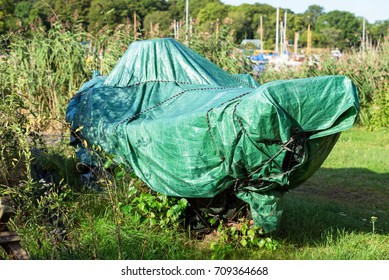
[66,38,359,232]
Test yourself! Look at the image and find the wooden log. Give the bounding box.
[0,197,30,260]
[0,231,21,244]
[1,241,29,260]
[0,197,13,231]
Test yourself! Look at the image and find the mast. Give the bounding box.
[260,15,263,52]
[280,21,284,54]
[362,18,366,52]
[275,7,279,55]
[284,11,287,54]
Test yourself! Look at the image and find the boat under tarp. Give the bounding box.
[66,38,359,232]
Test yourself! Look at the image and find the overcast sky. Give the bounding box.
[221,0,389,23]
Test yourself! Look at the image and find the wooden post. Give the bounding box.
[294,32,299,54]
[0,197,29,260]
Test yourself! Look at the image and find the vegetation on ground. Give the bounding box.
[1,127,388,260]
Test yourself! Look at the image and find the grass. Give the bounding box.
[287,127,389,231]
[272,127,389,258]
[2,127,387,260]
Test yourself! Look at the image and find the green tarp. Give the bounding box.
[66,38,359,232]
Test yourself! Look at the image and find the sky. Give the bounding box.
[221,0,389,23]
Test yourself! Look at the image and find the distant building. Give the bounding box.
[241,39,262,49]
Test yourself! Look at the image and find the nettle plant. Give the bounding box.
[120,185,188,229]
[209,219,280,259]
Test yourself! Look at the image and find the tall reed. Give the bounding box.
[258,35,389,128]
[0,21,135,128]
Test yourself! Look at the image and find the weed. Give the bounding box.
[210,219,279,259]
[120,185,188,230]
[371,216,378,234]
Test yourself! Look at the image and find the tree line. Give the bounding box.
[1,0,388,50]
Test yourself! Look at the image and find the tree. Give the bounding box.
[303,5,324,27]
[317,27,342,48]
[125,0,169,19]
[369,20,389,46]
[169,0,220,20]
[227,4,274,43]
[87,0,128,31]
[197,2,229,31]
[143,10,173,37]
[51,0,91,24]
[316,10,360,49]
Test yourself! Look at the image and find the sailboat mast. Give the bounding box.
[275,7,279,55]
[260,15,263,52]
[362,18,366,52]
[284,11,287,53]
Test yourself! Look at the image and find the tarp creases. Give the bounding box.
[67,38,359,232]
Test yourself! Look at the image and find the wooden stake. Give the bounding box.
[0,197,29,260]
[294,32,299,54]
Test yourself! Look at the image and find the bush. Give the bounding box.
[0,94,31,186]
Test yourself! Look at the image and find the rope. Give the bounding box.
[69,80,194,102]
[114,85,245,129]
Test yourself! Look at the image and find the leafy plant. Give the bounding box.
[120,185,188,229]
[0,93,33,187]
[210,219,280,259]
[365,83,389,129]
